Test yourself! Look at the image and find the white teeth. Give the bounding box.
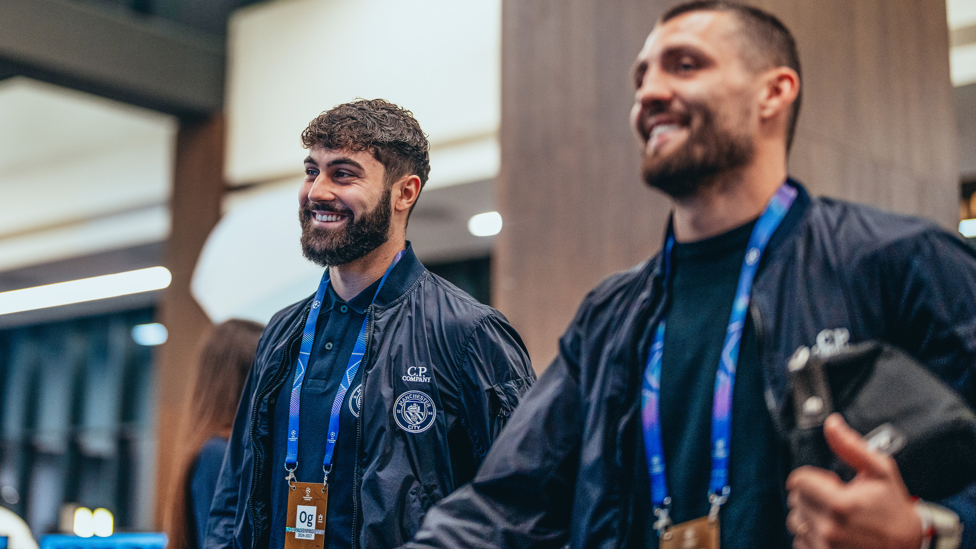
[314,213,344,222]
[650,123,679,140]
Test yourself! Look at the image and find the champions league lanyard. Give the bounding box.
[284,249,405,486]
[641,184,796,535]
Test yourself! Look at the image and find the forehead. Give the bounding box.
[638,10,742,62]
[306,146,382,168]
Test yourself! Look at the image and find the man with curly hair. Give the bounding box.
[205,99,534,549]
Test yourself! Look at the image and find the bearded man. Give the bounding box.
[205,99,534,549]
[406,2,976,548]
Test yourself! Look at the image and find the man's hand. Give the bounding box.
[785,413,923,549]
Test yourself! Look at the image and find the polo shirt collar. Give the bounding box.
[327,242,424,314]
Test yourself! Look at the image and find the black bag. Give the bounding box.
[785,340,976,500]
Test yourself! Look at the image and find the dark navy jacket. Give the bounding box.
[407,181,976,548]
[204,246,535,549]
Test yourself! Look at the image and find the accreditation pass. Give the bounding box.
[285,482,328,549]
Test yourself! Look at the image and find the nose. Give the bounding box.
[305,173,336,204]
[634,65,672,110]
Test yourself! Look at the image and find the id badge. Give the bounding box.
[660,515,719,549]
[285,482,328,549]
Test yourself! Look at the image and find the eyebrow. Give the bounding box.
[326,157,363,170]
[303,156,365,171]
[661,44,706,58]
[632,60,647,85]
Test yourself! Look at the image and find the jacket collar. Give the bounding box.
[767,177,811,256]
[649,177,812,275]
[336,241,425,313]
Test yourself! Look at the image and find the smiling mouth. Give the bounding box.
[314,212,347,223]
[651,122,680,139]
[646,122,683,152]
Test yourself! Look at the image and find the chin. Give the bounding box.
[641,155,715,199]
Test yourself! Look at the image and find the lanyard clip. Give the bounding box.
[285,464,297,489]
[708,487,729,523]
[322,465,332,487]
[653,497,672,536]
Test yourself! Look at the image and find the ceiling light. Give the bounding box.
[132,323,168,346]
[0,266,171,316]
[93,508,114,538]
[468,211,502,237]
[960,219,976,238]
[73,507,94,538]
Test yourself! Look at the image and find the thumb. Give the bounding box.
[823,413,888,478]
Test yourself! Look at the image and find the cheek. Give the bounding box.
[725,90,759,129]
[298,182,313,206]
[629,103,643,138]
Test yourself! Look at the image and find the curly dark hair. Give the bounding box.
[301,99,431,191]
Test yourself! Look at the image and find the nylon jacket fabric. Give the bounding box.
[406,180,976,549]
[204,247,535,549]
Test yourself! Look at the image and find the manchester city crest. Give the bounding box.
[394,391,436,433]
[349,384,363,418]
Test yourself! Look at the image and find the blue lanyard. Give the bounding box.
[285,250,405,485]
[641,184,796,533]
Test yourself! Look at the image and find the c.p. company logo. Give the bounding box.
[401,366,431,383]
[394,391,436,433]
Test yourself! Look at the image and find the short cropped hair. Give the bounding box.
[301,98,431,189]
[662,1,802,151]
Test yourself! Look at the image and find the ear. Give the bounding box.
[757,67,800,122]
[392,174,422,214]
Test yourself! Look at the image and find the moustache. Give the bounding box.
[639,104,694,132]
[302,202,353,217]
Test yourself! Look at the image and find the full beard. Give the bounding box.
[299,190,393,267]
[641,104,755,199]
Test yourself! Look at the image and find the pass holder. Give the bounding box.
[657,490,726,549]
[659,515,720,549]
[285,480,329,549]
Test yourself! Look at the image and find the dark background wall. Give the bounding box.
[0,309,157,535]
[494,0,959,369]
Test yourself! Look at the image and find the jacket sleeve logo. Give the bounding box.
[394,391,436,433]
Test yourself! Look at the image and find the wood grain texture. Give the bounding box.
[495,0,958,370]
[153,116,224,527]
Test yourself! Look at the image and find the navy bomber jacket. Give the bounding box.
[204,245,535,549]
[407,180,976,548]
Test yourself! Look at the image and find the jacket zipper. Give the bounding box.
[749,303,787,435]
[749,301,795,539]
[350,305,375,549]
[619,273,667,548]
[248,305,311,549]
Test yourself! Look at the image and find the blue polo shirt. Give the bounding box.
[268,272,390,549]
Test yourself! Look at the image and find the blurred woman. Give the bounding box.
[164,319,264,549]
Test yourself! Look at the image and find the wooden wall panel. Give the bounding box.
[153,116,224,526]
[496,0,958,369]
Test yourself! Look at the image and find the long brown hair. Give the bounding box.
[163,319,264,549]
